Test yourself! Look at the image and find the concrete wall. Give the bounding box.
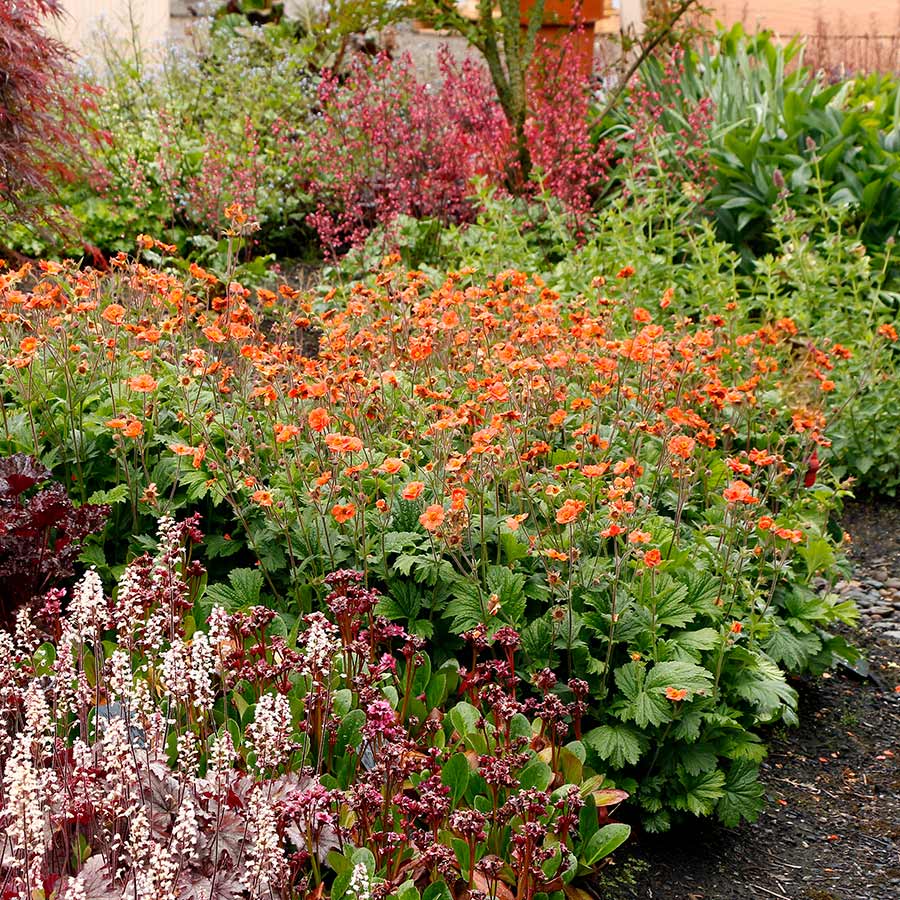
[706,2,900,37]
[53,0,171,58]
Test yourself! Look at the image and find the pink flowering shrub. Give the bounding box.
[0,518,629,899]
[620,46,716,195]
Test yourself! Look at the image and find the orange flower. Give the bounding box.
[667,435,695,460]
[251,490,274,507]
[106,418,127,430]
[309,407,331,432]
[505,513,528,531]
[730,621,743,634]
[402,481,425,501]
[643,548,662,567]
[628,529,652,544]
[548,409,567,427]
[324,432,362,454]
[101,304,125,325]
[202,325,227,344]
[757,515,775,531]
[877,322,898,341]
[419,504,445,532]
[633,306,652,324]
[127,373,158,393]
[556,498,586,525]
[331,503,357,524]
[19,337,38,353]
[601,522,625,538]
[123,420,144,438]
[748,448,776,466]
[379,457,403,475]
[274,423,301,443]
[664,687,687,702]
[726,457,752,476]
[581,463,610,478]
[773,527,804,544]
[722,480,758,505]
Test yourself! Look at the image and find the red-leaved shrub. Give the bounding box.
[306,49,511,254]
[0,0,100,239]
[306,43,611,253]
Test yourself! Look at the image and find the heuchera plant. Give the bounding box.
[0,519,630,899]
[0,454,108,625]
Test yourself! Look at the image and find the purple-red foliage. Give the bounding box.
[306,44,611,253]
[525,36,614,223]
[306,49,510,254]
[0,454,109,624]
[0,0,101,234]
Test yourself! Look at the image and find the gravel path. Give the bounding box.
[596,499,900,900]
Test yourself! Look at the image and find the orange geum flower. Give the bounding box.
[748,448,777,466]
[324,433,362,454]
[19,337,38,353]
[202,325,227,344]
[773,527,804,544]
[331,503,357,524]
[643,548,662,567]
[505,513,528,531]
[101,304,125,325]
[402,481,425,501]
[757,515,775,531]
[601,522,625,538]
[556,498,586,525]
[127,373,158,393]
[628,529,652,544]
[722,480,759,505]
[106,418,128,430]
[419,504,445,532]
[726,457,752,476]
[274,423,301,443]
[667,435,695,459]
[877,323,898,341]
[664,687,687,702]
[548,409,567,427]
[251,490,274,507]
[123,420,144,439]
[378,457,403,475]
[581,463,610,478]
[309,407,331,433]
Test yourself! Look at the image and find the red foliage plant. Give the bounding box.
[0,0,102,238]
[306,43,611,254]
[306,49,511,254]
[0,454,109,626]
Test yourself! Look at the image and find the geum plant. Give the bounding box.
[0,518,629,899]
[0,242,875,829]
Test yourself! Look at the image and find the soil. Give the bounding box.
[595,499,900,900]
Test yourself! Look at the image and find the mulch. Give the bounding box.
[594,499,900,900]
